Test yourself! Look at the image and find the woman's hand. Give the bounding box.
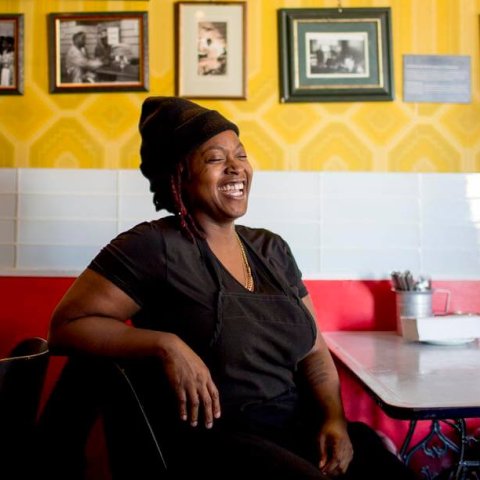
[316,418,353,476]
[161,334,221,429]
[48,269,221,429]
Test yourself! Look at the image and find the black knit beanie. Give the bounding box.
[139,96,239,191]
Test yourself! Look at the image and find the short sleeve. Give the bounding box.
[272,234,308,298]
[88,221,167,307]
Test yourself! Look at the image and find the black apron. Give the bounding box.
[199,231,317,419]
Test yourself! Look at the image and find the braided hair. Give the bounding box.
[151,161,203,242]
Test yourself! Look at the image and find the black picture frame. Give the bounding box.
[278,7,393,103]
[48,11,149,93]
[0,14,24,95]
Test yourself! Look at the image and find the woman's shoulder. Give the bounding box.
[121,215,181,239]
[130,215,176,230]
[237,225,306,294]
[236,225,289,256]
[98,216,184,258]
[236,225,280,241]
[90,216,186,283]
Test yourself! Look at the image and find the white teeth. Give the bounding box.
[219,182,243,192]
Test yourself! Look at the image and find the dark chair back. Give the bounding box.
[34,356,168,480]
[0,337,49,477]
[103,361,168,479]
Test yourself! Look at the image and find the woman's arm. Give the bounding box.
[49,268,220,428]
[50,268,160,356]
[299,294,353,476]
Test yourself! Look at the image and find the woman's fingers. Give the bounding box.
[187,391,200,427]
[175,382,200,426]
[209,382,222,420]
[163,336,221,428]
[173,371,221,428]
[200,387,213,428]
[203,381,221,428]
[317,421,354,477]
[175,387,188,422]
[188,378,221,428]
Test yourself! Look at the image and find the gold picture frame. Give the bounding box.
[48,11,149,93]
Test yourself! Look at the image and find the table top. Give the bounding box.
[95,64,140,82]
[323,331,480,420]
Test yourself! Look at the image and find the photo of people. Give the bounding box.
[64,30,103,84]
[197,21,227,76]
[54,15,144,88]
[0,20,16,88]
[306,32,368,78]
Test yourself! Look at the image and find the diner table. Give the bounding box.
[95,63,140,83]
[323,331,480,479]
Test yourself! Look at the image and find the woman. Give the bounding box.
[46,97,416,479]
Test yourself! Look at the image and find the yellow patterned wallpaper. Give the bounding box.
[1,0,480,172]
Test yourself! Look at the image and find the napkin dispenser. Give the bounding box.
[401,314,480,343]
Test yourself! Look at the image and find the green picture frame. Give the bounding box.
[278,7,394,103]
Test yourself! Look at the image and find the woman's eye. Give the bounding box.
[206,157,224,163]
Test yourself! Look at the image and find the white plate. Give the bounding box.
[422,338,476,346]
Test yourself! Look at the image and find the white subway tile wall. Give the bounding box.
[18,194,118,222]
[0,169,16,268]
[0,220,15,243]
[19,169,117,194]
[0,169,16,193]
[0,194,15,218]
[0,168,479,279]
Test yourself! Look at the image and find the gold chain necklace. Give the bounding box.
[235,232,254,292]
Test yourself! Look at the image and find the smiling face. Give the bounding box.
[182,129,252,230]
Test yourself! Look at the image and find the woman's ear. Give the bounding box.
[179,158,191,182]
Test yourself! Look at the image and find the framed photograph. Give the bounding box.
[278,8,393,102]
[175,1,246,99]
[0,14,24,95]
[48,11,148,93]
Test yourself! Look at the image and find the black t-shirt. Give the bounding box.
[89,216,308,356]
